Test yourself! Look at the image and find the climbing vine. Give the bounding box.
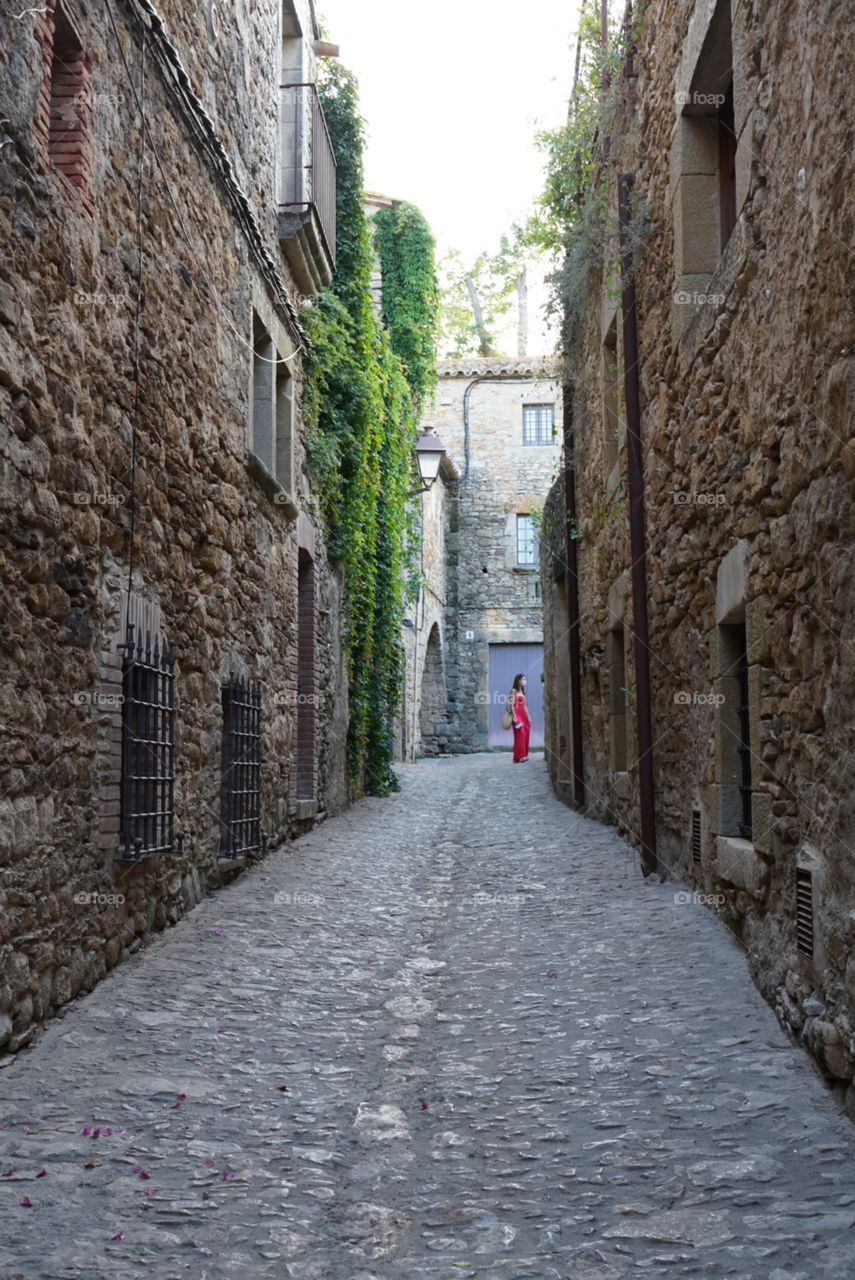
[372,203,439,419]
[302,62,439,797]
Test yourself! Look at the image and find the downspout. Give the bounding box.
[618,172,657,876]
[461,373,537,486]
[562,384,585,808]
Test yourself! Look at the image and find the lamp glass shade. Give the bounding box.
[414,432,446,487]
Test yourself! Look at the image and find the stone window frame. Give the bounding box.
[515,512,538,569]
[247,299,299,519]
[671,0,753,341]
[709,540,771,897]
[521,403,556,447]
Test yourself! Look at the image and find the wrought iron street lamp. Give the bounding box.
[408,431,446,495]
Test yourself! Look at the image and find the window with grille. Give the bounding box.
[516,514,538,568]
[522,403,555,446]
[118,623,179,862]
[221,676,266,858]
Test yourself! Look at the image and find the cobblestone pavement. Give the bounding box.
[2,753,854,1280]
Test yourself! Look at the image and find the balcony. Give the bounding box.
[278,82,336,296]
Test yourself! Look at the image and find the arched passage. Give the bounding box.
[419,623,445,756]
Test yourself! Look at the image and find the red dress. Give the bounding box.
[511,690,531,762]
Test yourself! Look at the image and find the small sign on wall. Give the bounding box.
[465,630,474,640]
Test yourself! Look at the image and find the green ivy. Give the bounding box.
[371,203,439,419]
[302,63,438,797]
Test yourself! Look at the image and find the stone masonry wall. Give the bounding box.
[541,0,855,1111]
[429,359,562,750]
[0,0,346,1052]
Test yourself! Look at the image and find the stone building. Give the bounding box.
[404,357,562,756]
[0,0,347,1052]
[541,0,855,1109]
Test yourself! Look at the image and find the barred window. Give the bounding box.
[516,514,538,568]
[118,624,178,862]
[522,403,555,446]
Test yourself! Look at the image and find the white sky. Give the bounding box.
[319,0,582,263]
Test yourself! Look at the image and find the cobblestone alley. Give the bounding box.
[1,753,854,1280]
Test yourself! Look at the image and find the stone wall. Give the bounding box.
[541,0,855,1111]
[0,0,347,1052]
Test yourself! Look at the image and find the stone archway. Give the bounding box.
[419,623,445,756]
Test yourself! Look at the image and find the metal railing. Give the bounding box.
[280,82,336,266]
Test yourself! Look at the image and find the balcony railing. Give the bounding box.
[279,82,336,278]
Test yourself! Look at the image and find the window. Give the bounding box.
[37,2,93,204]
[221,676,266,858]
[118,623,179,862]
[250,311,296,501]
[523,404,554,446]
[516,514,538,568]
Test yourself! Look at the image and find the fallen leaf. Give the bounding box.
[84,1159,102,1169]
[35,1169,47,1178]
[1,1168,15,1177]
[276,1085,289,1092]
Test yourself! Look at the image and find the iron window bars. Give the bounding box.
[220,675,268,858]
[117,622,183,863]
[523,403,555,446]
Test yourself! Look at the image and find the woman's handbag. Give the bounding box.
[501,696,514,731]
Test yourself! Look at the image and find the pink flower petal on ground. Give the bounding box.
[214,928,224,936]
[80,1127,92,1137]
[109,1231,125,1241]
[35,1169,47,1178]
[221,1169,235,1180]
[546,970,558,979]
[92,1128,101,1139]
[1,1168,16,1177]
[19,1196,32,1207]
[101,1128,113,1137]
[418,1100,429,1110]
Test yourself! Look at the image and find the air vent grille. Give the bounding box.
[796,868,814,957]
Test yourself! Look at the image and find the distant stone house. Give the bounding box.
[540,0,855,1112]
[402,357,562,756]
[0,0,346,1051]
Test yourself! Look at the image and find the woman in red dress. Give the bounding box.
[510,673,531,763]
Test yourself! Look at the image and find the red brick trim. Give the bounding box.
[34,0,95,216]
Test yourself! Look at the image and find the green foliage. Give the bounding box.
[436,221,543,359]
[531,1,649,328]
[303,62,437,797]
[372,203,439,419]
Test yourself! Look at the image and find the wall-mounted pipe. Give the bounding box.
[618,171,657,877]
[461,373,537,486]
[561,384,586,809]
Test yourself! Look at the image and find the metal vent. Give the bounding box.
[691,809,702,865]
[796,868,814,956]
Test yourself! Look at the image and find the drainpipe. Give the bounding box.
[562,384,586,809]
[461,373,536,486]
[618,171,657,877]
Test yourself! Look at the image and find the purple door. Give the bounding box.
[487,643,545,749]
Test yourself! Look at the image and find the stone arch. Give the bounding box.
[419,623,445,755]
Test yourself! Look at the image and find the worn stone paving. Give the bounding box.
[1,753,854,1280]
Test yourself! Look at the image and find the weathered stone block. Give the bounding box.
[715,835,767,892]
